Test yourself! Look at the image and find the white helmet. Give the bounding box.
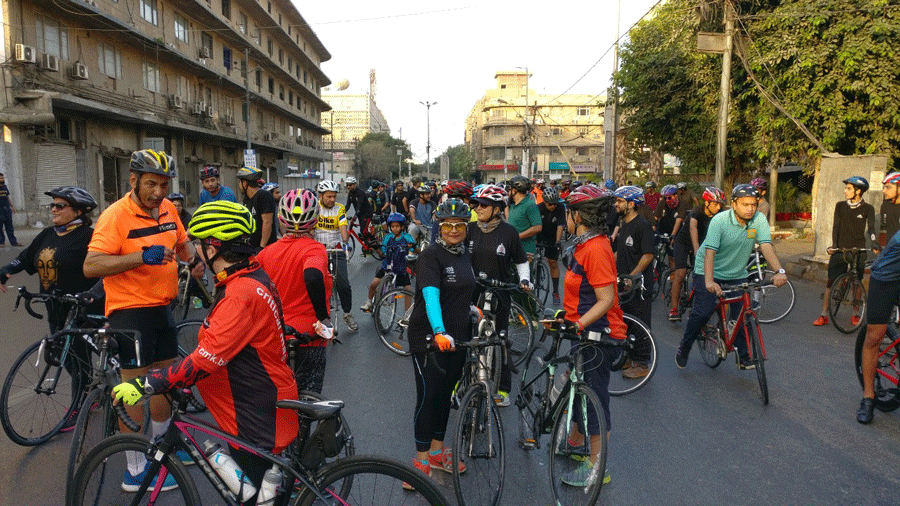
[317,180,339,193]
[345,176,358,185]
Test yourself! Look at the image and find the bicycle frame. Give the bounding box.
[715,288,765,362]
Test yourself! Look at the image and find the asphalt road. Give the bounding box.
[0,239,898,505]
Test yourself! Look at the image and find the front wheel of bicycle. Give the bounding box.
[507,302,535,368]
[829,273,866,334]
[549,382,607,506]
[533,259,552,307]
[853,324,900,412]
[374,288,414,356]
[66,386,119,500]
[71,433,201,506]
[296,454,451,506]
[746,315,768,405]
[752,269,796,323]
[609,314,657,396]
[452,383,505,506]
[697,313,724,369]
[345,235,357,261]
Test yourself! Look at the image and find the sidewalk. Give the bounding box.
[773,233,829,283]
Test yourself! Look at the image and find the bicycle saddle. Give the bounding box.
[276,399,344,420]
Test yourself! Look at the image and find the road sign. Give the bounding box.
[243,149,257,169]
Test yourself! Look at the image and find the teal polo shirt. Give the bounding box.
[508,197,542,255]
[694,210,771,281]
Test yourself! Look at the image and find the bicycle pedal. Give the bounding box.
[519,439,538,450]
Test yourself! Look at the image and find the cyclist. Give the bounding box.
[260,182,281,202]
[537,186,566,305]
[506,175,543,258]
[857,171,900,424]
[812,176,877,326]
[675,182,696,209]
[83,149,200,456]
[236,166,278,249]
[559,179,572,200]
[360,212,415,313]
[391,180,408,217]
[0,172,20,246]
[880,171,900,244]
[644,181,661,211]
[559,184,625,487]
[198,165,237,205]
[469,184,532,406]
[345,176,374,242]
[257,189,334,394]
[409,184,437,243]
[674,184,788,369]
[668,187,726,321]
[314,180,357,332]
[532,178,545,205]
[167,192,192,229]
[444,179,476,221]
[113,200,299,495]
[408,198,474,483]
[653,184,680,267]
[749,177,770,220]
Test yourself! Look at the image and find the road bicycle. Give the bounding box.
[745,244,796,324]
[326,248,345,338]
[371,256,417,355]
[827,247,869,334]
[650,233,672,301]
[695,280,773,405]
[531,243,553,307]
[610,275,659,396]
[170,260,214,321]
[69,388,450,506]
[662,257,694,319]
[853,308,900,413]
[346,215,385,260]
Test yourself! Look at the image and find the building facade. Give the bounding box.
[465,71,605,182]
[0,0,332,225]
[321,91,390,184]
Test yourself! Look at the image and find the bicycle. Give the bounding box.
[610,275,659,396]
[853,307,900,413]
[662,258,694,319]
[827,247,869,334]
[695,280,773,405]
[745,244,796,324]
[70,388,450,506]
[326,248,344,338]
[531,243,553,307]
[650,233,672,301]
[170,260,214,321]
[346,215,385,260]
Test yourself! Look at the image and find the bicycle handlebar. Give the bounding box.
[719,280,775,293]
[114,402,142,432]
[15,286,83,320]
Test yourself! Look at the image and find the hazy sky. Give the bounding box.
[294,1,661,163]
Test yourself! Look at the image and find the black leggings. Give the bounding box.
[412,350,465,452]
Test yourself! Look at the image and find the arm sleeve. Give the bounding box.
[516,262,530,283]
[832,203,841,247]
[422,286,446,335]
[144,355,211,393]
[303,267,330,322]
[3,239,34,275]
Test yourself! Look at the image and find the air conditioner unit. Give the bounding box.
[206,105,215,117]
[15,44,36,63]
[586,157,592,162]
[197,101,207,112]
[190,103,203,115]
[199,47,211,59]
[170,95,183,109]
[71,62,89,80]
[224,114,234,125]
[40,54,59,71]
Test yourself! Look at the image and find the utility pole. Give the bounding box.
[516,66,530,177]
[420,101,436,178]
[397,127,402,182]
[611,0,621,182]
[715,0,735,190]
[244,47,251,150]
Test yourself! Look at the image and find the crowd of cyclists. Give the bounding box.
[2,146,899,502]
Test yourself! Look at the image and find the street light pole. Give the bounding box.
[244,47,251,150]
[516,66,529,177]
[420,101,437,179]
[329,109,334,182]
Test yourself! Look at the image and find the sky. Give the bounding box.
[293,1,662,163]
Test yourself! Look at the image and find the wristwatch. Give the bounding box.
[777,268,786,275]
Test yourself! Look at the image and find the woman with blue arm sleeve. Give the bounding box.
[406,198,475,484]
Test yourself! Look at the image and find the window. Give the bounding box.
[255,69,261,89]
[96,42,121,78]
[493,126,504,136]
[303,70,308,84]
[176,75,187,99]
[288,91,293,106]
[289,125,293,137]
[577,107,590,116]
[267,37,273,56]
[257,110,263,130]
[551,146,561,155]
[577,126,589,135]
[268,77,274,94]
[35,14,69,60]
[287,58,292,73]
[576,147,589,156]
[267,1,271,13]
[174,13,188,42]
[221,0,230,19]
[140,0,157,25]
[201,32,213,57]
[238,12,247,34]
[550,127,562,135]
[223,47,232,71]
[279,84,284,101]
[142,61,160,92]
[491,108,505,118]
[278,48,283,65]
[490,147,505,160]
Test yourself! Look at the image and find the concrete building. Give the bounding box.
[321,87,390,184]
[0,0,332,225]
[464,70,606,182]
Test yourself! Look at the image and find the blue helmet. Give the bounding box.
[604,179,617,190]
[613,185,644,205]
[660,184,678,197]
[386,212,406,224]
[842,176,869,193]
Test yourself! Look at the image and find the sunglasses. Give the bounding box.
[475,202,494,209]
[49,203,71,210]
[439,222,467,232]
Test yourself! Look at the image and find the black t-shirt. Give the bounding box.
[537,203,566,244]
[615,215,655,282]
[676,207,713,249]
[881,200,900,242]
[409,243,476,352]
[832,200,875,249]
[654,203,679,236]
[244,189,278,247]
[467,221,527,283]
[391,191,408,216]
[346,187,372,218]
[0,184,9,208]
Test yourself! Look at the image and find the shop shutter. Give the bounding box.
[36,143,77,206]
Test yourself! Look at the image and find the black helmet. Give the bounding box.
[131,149,176,178]
[731,184,760,200]
[509,175,532,194]
[45,186,97,212]
[167,192,186,202]
[435,198,471,221]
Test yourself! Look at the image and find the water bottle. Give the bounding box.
[204,440,257,502]
[549,369,570,404]
[256,465,283,505]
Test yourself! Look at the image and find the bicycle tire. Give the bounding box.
[751,269,796,323]
[609,314,658,396]
[66,386,119,500]
[854,324,900,412]
[829,273,866,334]
[372,272,394,307]
[346,235,357,261]
[516,347,551,449]
[373,288,414,356]
[170,272,191,322]
[71,433,201,506]
[746,315,769,405]
[661,272,674,309]
[697,313,724,369]
[452,383,505,506]
[549,382,607,506]
[0,339,84,446]
[295,454,451,506]
[534,259,551,307]
[507,302,535,368]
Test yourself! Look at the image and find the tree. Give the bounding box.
[433,144,475,180]
[353,132,411,184]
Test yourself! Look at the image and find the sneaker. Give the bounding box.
[812,315,829,326]
[59,408,79,433]
[622,363,649,379]
[175,449,195,466]
[343,313,358,332]
[555,437,589,462]
[560,460,610,487]
[857,397,875,424]
[851,315,861,326]
[675,349,688,369]
[739,357,756,370]
[668,309,681,322]
[402,458,431,490]
[122,461,178,492]
[360,301,373,313]
[428,447,465,474]
[493,391,510,407]
[553,293,561,306]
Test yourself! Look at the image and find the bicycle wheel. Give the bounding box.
[507,302,535,368]
[549,382,607,506]
[746,315,768,405]
[71,433,201,506]
[0,339,85,446]
[453,383,504,506]
[175,320,203,357]
[170,271,191,322]
[373,288,414,356]
[345,235,357,261]
[661,271,674,309]
[516,349,551,450]
[609,314,657,396]
[296,454,450,506]
[752,269,796,323]
[829,274,866,334]
[854,324,900,412]
[697,314,724,369]
[66,386,119,500]
[534,260,551,307]
[652,266,669,302]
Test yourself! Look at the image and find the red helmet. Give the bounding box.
[445,179,473,198]
[472,184,508,207]
[565,184,611,208]
[883,172,900,186]
[702,187,726,204]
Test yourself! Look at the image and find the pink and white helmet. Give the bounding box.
[278,189,320,231]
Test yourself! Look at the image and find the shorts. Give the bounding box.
[108,305,178,369]
[827,253,865,287]
[673,241,693,270]
[866,277,900,325]
[375,268,411,287]
[541,243,560,261]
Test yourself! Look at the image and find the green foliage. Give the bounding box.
[354,132,410,183]
[775,181,799,213]
[433,144,475,180]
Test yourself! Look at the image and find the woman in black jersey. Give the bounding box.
[407,198,476,483]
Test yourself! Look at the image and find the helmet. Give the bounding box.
[130,149,175,178]
[749,177,768,191]
[644,181,657,189]
[261,183,279,192]
[571,181,583,188]
[702,187,726,203]
[435,198,471,221]
[509,175,532,194]
[188,201,256,242]
[199,166,220,179]
[473,184,487,195]
[731,184,760,200]
[345,176,358,185]
[472,185,508,208]
[842,176,869,193]
[660,184,678,197]
[445,179,473,198]
[45,186,98,212]
[236,166,262,181]
[386,212,406,224]
[676,182,687,190]
[612,185,644,205]
[167,192,185,202]
[278,189,319,231]
[536,178,545,185]
[542,186,559,203]
[566,184,611,208]
[316,180,339,193]
[604,179,617,191]
[394,180,404,188]
[883,172,900,186]
[440,180,449,187]
[417,184,433,194]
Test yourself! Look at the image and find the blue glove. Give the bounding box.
[142,245,166,265]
